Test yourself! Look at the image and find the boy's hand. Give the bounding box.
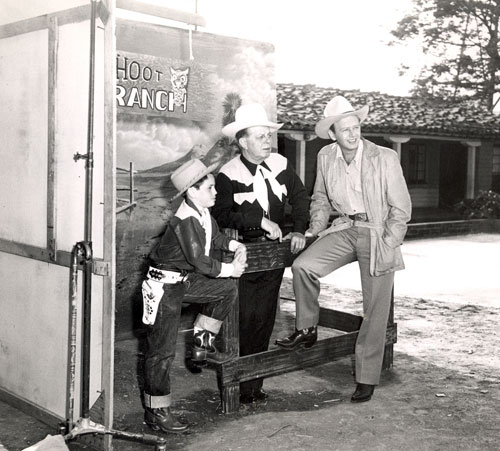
[234,244,247,264]
[231,259,247,278]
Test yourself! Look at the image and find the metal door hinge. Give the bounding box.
[93,260,111,276]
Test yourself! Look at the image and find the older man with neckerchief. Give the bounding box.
[276,96,412,403]
[212,103,310,404]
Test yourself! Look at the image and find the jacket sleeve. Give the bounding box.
[210,216,234,251]
[173,217,224,277]
[308,150,334,235]
[285,163,310,234]
[212,172,262,230]
[383,151,412,247]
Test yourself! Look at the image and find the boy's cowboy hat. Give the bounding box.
[170,158,218,200]
[222,103,283,138]
[315,96,369,139]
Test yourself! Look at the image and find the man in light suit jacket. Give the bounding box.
[276,95,412,403]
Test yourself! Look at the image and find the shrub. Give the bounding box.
[454,190,500,219]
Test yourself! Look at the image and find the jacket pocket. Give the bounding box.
[374,236,402,275]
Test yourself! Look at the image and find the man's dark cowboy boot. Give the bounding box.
[275,326,318,350]
[192,330,208,365]
[144,407,189,433]
[351,383,375,403]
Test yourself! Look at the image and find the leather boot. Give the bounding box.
[204,331,230,363]
[276,326,317,350]
[351,383,375,403]
[144,407,189,433]
[192,330,207,365]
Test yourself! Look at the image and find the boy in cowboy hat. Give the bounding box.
[276,95,411,403]
[212,103,310,404]
[142,158,247,433]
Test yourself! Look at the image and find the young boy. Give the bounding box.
[141,158,247,434]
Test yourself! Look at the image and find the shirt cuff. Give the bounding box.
[218,262,234,278]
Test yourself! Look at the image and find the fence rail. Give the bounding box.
[116,161,137,214]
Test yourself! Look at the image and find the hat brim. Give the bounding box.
[314,105,369,139]
[170,162,219,201]
[222,120,283,138]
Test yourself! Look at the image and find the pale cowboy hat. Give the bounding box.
[170,158,218,200]
[314,96,370,139]
[221,103,283,138]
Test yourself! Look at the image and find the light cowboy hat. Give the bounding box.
[170,158,218,200]
[222,103,283,138]
[314,96,370,139]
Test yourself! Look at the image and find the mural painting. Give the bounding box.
[115,20,276,334]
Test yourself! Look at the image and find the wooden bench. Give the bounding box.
[210,236,397,413]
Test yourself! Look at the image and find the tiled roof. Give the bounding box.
[277,83,500,139]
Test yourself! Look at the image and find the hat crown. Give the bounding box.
[234,103,271,124]
[171,159,211,194]
[324,96,356,118]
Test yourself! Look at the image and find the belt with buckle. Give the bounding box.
[348,213,369,222]
[146,267,187,284]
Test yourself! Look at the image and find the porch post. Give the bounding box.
[385,135,411,160]
[284,132,316,184]
[462,141,481,199]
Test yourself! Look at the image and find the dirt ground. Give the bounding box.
[2,259,500,451]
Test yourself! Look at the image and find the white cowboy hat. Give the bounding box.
[222,103,283,138]
[314,96,369,139]
[170,158,218,200]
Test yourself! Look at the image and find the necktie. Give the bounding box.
[253,165,283,213]
[253,167,269,212]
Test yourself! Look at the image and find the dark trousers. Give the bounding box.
[144,272,237,398]
[238,268,285,396]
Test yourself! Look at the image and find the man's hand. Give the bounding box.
[283,232,306,254]
[261,217,282,241]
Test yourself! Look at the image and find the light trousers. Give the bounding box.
[292,226,394,385]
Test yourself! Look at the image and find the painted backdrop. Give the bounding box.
[116,19,276,335]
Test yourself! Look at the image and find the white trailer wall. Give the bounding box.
[0,2,114,431]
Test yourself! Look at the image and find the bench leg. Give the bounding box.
[382,344,394,370]
[219,377,240,414]
[383,286,395,370]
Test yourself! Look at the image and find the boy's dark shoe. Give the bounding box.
[144,407,189,433]
[192,330,208,365]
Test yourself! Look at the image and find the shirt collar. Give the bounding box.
[335,140,364,169]
[185,198,204,217]
[240,154,271,175]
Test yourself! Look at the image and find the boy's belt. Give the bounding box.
[146,267,187,284]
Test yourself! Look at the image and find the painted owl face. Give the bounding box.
[170,67,189,89]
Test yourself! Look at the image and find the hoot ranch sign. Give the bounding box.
[116,51,216,121]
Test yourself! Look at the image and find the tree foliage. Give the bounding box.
[391,0,500,110]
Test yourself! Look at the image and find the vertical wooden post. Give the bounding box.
[220,279,240,413]
[460,141,480,199]
[382,285,395,370]
[47,16,58,261]
[102,0,116,449]
[385,135,410,161]
[129,161,134,205]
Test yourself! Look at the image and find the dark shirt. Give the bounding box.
[212,153,310,241]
